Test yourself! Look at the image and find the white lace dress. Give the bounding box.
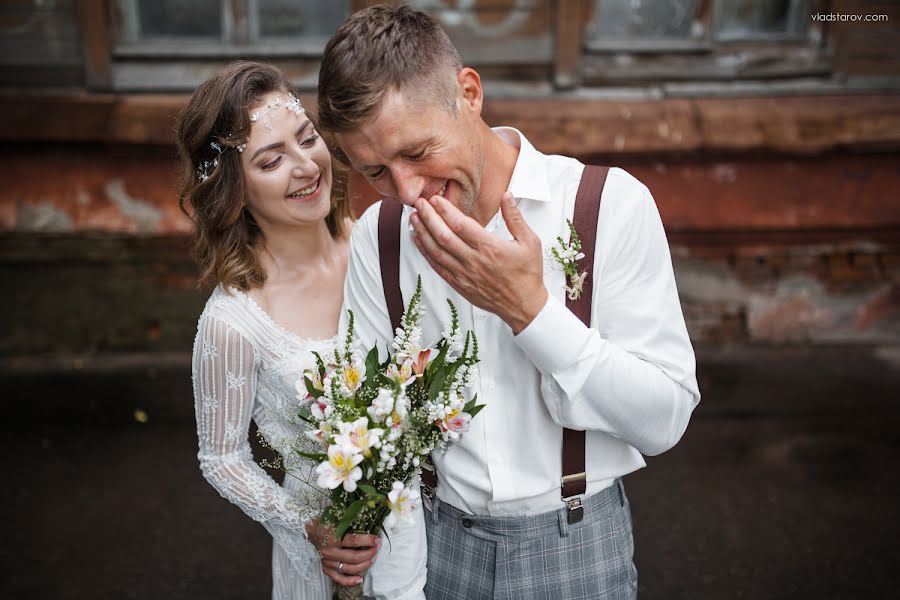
[191,285,336,599]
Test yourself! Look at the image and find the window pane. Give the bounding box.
[408,0,552,64]
[586,0,697,41]
[137,0,220,39]
[257,0,346,38]
[713,0,809,41]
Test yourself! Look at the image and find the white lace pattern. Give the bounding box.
[191,285,337,599]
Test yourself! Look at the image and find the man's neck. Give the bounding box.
[469,126,519,228]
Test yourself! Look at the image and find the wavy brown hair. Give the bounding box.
[176,61,350,291]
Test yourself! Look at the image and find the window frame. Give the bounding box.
[76,0,837,93]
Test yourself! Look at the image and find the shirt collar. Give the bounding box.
[492,127,552,203]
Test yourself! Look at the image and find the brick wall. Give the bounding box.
[2,143,897,358]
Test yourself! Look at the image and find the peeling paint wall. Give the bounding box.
[1,146,898,356]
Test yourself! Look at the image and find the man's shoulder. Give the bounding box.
[350,200,385,249]
[356,199,383,229]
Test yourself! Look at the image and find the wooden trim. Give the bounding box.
[1,92,898,155]
[349,0,374,13]
[74,0,112,91]
[553,0,584,90]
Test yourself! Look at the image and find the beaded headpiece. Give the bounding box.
[250,93,305,130]
[195,93,303,182]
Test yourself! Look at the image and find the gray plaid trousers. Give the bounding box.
[423,479,638,600]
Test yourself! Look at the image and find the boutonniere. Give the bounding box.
[550,219,587,300]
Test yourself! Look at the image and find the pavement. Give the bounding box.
[2,346,899,599]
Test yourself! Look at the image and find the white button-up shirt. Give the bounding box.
[341,127,700,517]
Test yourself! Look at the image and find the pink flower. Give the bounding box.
[436,410,471,441]
[411,348,436,376]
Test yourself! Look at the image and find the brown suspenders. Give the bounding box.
[377,165,609,523]
[377,198,405,331]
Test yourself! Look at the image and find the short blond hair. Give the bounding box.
[317,4,462,135]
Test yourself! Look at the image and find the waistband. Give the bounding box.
[425,479,626,542]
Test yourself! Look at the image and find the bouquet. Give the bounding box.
[294,277,483,596]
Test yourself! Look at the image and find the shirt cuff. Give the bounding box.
[514,294,592,375]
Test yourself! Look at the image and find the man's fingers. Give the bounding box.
[410,211,466,274]
[499,191,534,244]
[413,197,474,260]
[412,232,457,287]
[429,195,488,247]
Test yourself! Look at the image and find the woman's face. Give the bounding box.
[240,90,333,231]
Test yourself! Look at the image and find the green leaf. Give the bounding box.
[294,450,327,462]
[336,498,367,539]
[311,351,326,379]
[364,346,381,387]
[358,483,387,500]
[304,376,323,400]
[467,403,486,419]
[425,341,449,379]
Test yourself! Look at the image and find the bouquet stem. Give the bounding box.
[333,568,367,600]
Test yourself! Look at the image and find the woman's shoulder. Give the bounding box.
[197,285,266,340]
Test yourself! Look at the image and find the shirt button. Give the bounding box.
[462,518,474,528]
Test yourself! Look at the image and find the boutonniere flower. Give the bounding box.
[550,219,587,300]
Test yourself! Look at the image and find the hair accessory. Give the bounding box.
[250,93,305,130]
[196,141,225,183]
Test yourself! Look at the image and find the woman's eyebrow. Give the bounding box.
[250,122,312,160]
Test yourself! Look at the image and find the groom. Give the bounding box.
[317,5,700,598]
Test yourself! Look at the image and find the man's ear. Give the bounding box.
[457,67,483,116]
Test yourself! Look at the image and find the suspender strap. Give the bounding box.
[561,166,609,518]
[378,199,405,334]
[377,199,439,493]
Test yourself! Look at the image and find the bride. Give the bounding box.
[177,62,426,599]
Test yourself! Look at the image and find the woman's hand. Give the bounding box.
[306,518,380,587]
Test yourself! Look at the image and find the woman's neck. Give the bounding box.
[255,220,339,284]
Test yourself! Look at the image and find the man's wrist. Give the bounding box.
[503,286,549,335]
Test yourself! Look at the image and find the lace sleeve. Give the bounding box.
[192,315,322,577]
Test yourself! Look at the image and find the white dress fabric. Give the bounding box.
[191,286,428,600]
[191,285,335,599]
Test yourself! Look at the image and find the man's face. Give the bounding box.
[334,84,483,214]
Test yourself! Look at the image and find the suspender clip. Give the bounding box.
[565,496,584,524]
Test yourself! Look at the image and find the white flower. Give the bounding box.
[338,356,366,395]
[315,443,364,492]
[335,417,384,458]
[384,481,420,530]
[385,359,416,388]
[367,388,396,422]
[305,421,333,448]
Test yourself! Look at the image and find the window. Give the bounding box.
[579,0,827,84]
[110,0,348,90]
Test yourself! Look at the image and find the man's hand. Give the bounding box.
[410,192,548,334]
[306,518,379,588]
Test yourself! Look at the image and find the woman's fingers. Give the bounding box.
[319,544,378,565]
[342,533,379,548]
[322,559,365,587]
